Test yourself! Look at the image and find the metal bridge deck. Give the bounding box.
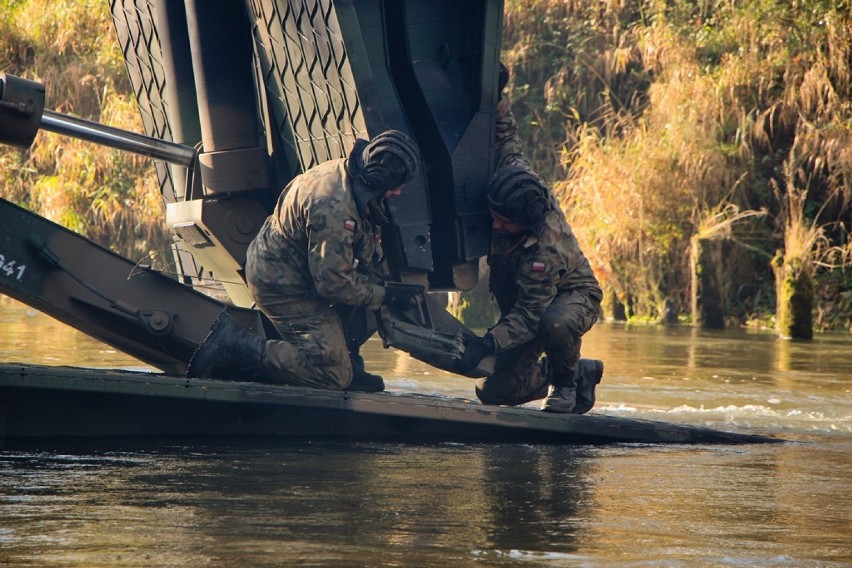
[0,363,779,445]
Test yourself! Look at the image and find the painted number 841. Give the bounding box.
[0,254,27,280]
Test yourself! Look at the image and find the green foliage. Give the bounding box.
[502,0,852,330]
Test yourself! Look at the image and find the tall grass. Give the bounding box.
[0,0,169,260]
[502,0,852,329]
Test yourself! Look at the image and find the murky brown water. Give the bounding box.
[1,298,851,566]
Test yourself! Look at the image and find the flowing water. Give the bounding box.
[1,298,850,566]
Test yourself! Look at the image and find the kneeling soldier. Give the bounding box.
[456,166,604,413]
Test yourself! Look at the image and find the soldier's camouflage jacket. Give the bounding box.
[246,159,386,311]
[487,206,602,352]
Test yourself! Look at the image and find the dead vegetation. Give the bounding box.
[502,0,852,331]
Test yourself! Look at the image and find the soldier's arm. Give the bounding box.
[494,94,532,171]
[305,204,385,309]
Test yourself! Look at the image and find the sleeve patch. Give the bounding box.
[344,219,356,231]
[531,261,546,272]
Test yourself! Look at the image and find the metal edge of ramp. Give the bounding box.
[0,363,780,445]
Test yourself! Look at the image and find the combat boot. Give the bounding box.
[348,355,385,393]
[186,312,267,380]
[572,358,604,415]
[542,382,576,413]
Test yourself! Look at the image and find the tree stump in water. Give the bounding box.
[660,299,678,325]
[690,237,729,329]
[773,252,814,340]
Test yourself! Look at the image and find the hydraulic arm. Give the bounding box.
[0,73,195,166]
[0,196,269,374]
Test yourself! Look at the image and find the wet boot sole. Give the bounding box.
[346,377,385,393]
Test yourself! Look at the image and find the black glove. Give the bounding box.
[456,333,495,373]
[382,282,425,310]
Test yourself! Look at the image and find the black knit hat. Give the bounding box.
[487,165,552,234]
[359,130,420,192]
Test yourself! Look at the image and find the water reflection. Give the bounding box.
[3,438,851,566]
[477,445,592,556]
[0,297,150,371]
[0,443,600,565]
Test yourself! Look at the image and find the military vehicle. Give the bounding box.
[0,0,776,445]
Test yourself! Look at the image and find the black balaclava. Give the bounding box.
[346,130,420,225]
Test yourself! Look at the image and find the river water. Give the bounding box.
[1,298,850,566]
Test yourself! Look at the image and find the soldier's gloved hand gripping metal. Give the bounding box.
[382,282,425,310]
[456,333,495,373]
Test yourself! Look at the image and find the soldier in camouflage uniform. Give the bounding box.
[456,166,604,413]
[455,65,604,414]
[186,131,424,392]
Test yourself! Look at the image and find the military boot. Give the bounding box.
[348,355,385,393]
[542,382,576,413]
[186,312,267,380]
[572,358,604,415]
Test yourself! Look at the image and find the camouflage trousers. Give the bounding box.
[252,297,355,390]
[475,289,601,406]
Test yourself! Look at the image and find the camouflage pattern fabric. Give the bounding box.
[247,158,385,310]
[259,303,354,389]
[245,158,386,389]
[494,95,532,171]
[486,206,602,353]
[476,290,599,405]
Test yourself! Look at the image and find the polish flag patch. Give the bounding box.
[344,219,356,231]
[531,261,546,272]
